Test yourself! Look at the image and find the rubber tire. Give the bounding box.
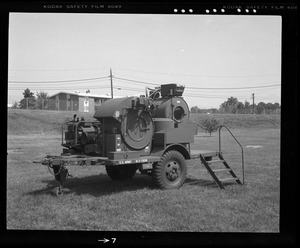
[152,150,187,189]
[106,164,137,180]
[53,186,63,196]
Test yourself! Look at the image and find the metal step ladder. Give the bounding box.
[199,152,242,189]
[198,125,245,189]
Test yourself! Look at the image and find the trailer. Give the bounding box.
[34,84,244,196]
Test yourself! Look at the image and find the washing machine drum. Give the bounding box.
[121,110,154,150]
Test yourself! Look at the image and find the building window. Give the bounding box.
[95,98,103,104]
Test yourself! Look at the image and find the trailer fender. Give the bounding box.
[163,144,191,160]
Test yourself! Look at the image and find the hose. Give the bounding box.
[46,160,63,176]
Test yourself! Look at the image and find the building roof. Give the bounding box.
[49,91,114,99]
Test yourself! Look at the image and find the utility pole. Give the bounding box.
[110,68,113,99]
[252,93,255,114]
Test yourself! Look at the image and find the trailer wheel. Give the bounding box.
[53,186,63,196]
[152,150,187,189]
[105,164,137,180]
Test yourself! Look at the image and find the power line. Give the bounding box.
[184,94,229,99]
[8,76,109,84]
[116,76,281,90]
[8,67,109,72]
[112,84,272,100]
[8,79,110,88]
[113,85,145,92]
[8,88,111,91]
[113,77,154,87]
[8,84,110,91]
[114,76,160,86]
[115,74,282,92]
[7,73,281,94]
[112,84,276,100]
[186,83,281,90]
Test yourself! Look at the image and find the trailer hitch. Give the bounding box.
[47,160,72,196]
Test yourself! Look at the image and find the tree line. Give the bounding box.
[12,88,51,109]
[190,96,280,115]
[12,90,280,115]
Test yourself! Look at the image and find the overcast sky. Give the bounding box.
[8,13,281,108]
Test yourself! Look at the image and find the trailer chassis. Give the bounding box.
[35,154,162,196]
[34,125,245,195]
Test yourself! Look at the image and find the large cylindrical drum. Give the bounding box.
[154,97,189,123]
[93,97,134,121]
[121,109,154,150]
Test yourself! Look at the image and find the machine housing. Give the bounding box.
[61,84,197,161]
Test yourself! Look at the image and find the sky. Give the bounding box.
[8,13,281,109]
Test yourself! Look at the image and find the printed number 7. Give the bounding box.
[112,238,116,243]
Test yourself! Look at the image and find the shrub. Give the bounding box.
[198,117,220,136]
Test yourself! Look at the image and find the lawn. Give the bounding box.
[7,127,280,233]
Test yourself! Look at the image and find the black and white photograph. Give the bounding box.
[3,1,297,246]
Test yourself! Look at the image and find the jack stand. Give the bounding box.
[52,164,69,196]
[53,184,64,196]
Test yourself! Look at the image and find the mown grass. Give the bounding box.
[7,127,280,232]
[190,113,280,130]
[7,109,95,135]
[7,109,280,135]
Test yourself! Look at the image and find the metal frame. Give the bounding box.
[37,154,162,167]
[61,120,101,148]
[218,125,245,185]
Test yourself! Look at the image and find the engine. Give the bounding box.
[61,84,197,158]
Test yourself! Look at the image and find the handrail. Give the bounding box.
[218,125,244,185]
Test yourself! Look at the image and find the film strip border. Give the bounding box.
[1,2,297,15]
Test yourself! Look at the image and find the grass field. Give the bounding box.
[7,109,280,232]
[7,109,280,135]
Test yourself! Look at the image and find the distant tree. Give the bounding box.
[266,102,276,110]
[36,91,49,99]
[198,117,220,136]
[254,102,281,115]
[237,102,244,109]
[211,108,218,114]
[220,97,239,113]
[19,88,36,109]
[257,102,266,114]
[11,101,19,109]
[190,106,199,113]
[23,88,34,98]
[244,100,250,109]
[35,91,50,109]
[240,100,251,114]
[235,102,245,114]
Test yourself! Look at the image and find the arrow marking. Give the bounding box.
[98,238,110,243]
